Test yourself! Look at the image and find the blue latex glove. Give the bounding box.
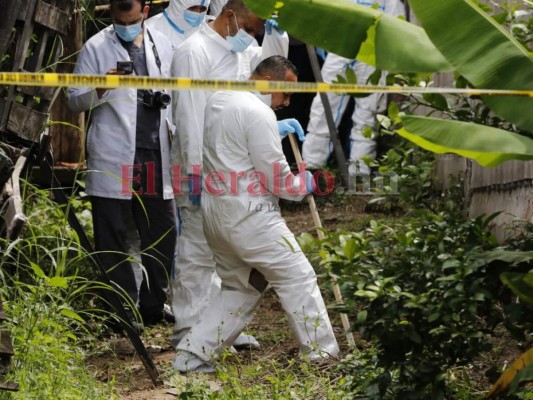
[298,171,317,195]
[265,18,284,35]
[315,48,327,61]
[277,118,305,142]
[188,174,202,206]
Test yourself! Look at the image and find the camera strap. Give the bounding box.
[146,29,162,75]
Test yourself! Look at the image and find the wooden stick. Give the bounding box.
[289,134,356,348]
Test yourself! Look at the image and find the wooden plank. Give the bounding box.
[34,0,69,35]
[17,84,57,102]
[6,103,48,142]
[25,27,51,72]
[50,10,84,163]
[2,156,28,241]
[0,0,38,130]
[0,0,20,58]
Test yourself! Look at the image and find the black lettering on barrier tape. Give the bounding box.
[0,73,532,97]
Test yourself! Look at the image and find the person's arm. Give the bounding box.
[246,22,289,73]
[67,45,110,113]
[171,48,208,173]
[246,108,310,201]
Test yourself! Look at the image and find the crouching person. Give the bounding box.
[173,56,339,373]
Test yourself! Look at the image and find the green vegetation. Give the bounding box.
[0,183,115,399]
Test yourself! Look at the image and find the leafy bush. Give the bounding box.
[301,204,530,399]
[0,183,115,398]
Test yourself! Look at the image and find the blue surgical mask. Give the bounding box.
[114,20,143,42]
[226,14,254,53]
[183,9,205,27]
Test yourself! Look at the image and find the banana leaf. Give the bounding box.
[409,0,533,133]
[243,0,452,73]
[487,348,533,398]
[397,115,533,167]
[500,272,533,305]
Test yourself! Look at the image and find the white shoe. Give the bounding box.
[172,350,214,373]
[233,333,260,350]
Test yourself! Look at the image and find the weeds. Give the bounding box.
[0,182,116,398]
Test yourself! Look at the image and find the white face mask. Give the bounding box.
[255,93,272,107]
[226,13,254,53]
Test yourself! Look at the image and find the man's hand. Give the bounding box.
[298,171,317,195]
[277,118,305,142]
[96,68,129,98]
[265,18,284,35]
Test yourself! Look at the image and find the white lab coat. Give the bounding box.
[302,0,405,176]
[169,21,289,345]
[67,25,174,200]
[145,0,211,50]
[173,91,339,366]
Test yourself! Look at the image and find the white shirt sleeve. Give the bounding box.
[245,29,289,75]
[171,49,209,174]
[67,44,109,113]
[246,107,307,201]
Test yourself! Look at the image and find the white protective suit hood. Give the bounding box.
[166,0,211,34]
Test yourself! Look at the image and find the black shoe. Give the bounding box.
[141,304,175,326]
[163,303,175,323]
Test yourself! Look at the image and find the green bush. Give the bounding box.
[0,183,115,399]
[301,204,529,399]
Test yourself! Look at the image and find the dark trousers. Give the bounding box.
[91,195,177,317]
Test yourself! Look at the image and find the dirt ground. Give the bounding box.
[87,195,371,399]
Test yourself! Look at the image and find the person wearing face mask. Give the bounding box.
[67,0,177,330]
[146,0,211,49]
[172,56,339,373]
[302,0,405,179]
[169,0,291,350]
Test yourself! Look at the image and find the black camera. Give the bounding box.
[116,61,134,75]
[143,90,171,110]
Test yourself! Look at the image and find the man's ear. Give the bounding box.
[143,5,149,18]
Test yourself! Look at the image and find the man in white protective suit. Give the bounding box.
[302,0,405,178]
[170,0,297,349]
[146,0,210,49]
[117,0,212,325]
[173,56,340,373]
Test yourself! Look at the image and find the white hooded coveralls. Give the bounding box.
[208,0,227,17]
[175,90,339,363]
[170,21,289,343]
[145,0,211,50]
[302,0,405,177]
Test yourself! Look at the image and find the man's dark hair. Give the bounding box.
[110,0,146,11]
[221,0,252,17]
[253,56,299,80]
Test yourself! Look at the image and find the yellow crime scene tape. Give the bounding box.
[1,72,533,96]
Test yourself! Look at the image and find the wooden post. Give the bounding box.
[50,5,84,164]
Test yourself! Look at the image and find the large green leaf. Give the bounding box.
[244,0,452,73]
[409,0,533,133]
[396,115,533,167]
[481,250,533,265]
[500,272,533,305]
